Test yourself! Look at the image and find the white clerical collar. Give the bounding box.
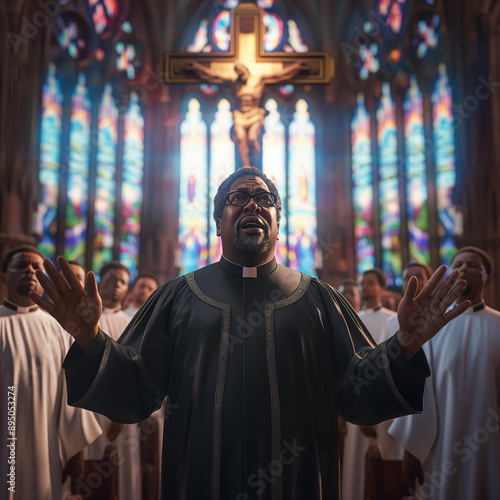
[3,299,39,314]
[103,306,122,314]
[450,300,486,314]
[220,255,277,278]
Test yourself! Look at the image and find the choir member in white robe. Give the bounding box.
[341,268,397,500]
[389,247,500,500]
[83,261,143,500]
[338,279,361,312]
[67,260,86,288]
[0,246,102,500]
[123,274,159,317]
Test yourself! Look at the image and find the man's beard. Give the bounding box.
[461,283,472,297]
[17,282,37,297]
[232,224,271,255]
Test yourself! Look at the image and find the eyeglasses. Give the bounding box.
[225,190,277,208]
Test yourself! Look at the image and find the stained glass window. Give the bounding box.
[94,83,118,273]
[288,99,317,275]
[187,20,210,53]
[432,65,456,266]
[120,93,145,280]
[404,76,430,264]
[115,41,142,80]
[89,0,119,37]
[359,44,380,80]
[177,96,318,274]
[257,0,274,8]
[38,65,63,260]
[350,2,457,284]
[38,3,147,278]
[65,74,91,263]
[186,10,234,53]
[209,98,235,263]
[377,82,402,286]
[387,1,405,34]
[378,0,392,16]
[55,12,91,61]
[284,20,309,53]
[415,14,440,59]
[263,98,287,264]
[351,94,375,274]
[376,0,407,35]
[178,98,209,274]
[263,13,283,52]
[178,9,316,274]
[121,21,132,33]
[213,11,231,52]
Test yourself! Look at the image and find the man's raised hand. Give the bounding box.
[396,265,470,358]
[30,256,102,351]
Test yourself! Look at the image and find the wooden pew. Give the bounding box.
[364,445,413,500]
[70,445,119,500]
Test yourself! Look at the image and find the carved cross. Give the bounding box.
[164,3,333,166]
[164,3,333,84]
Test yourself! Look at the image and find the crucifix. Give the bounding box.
[164,2,334,167]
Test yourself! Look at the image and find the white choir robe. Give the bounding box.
[341,306,401,500]
[123,304,140,317]
[389,304,500,500]
[84,308,142,500]
[0,305,102,500]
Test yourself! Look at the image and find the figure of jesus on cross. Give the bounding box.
[165,3,332,167]
[185,60,309,167]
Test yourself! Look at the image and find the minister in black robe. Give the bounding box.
[31,167,470,500]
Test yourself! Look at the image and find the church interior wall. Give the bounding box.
[1,0,499,309]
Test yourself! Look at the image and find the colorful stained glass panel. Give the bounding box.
[416,15,440,59]
[404,76,430,264]
[38,64,63,260]
[377,83,402,286]
[90,0,119,36]
[360,44,380,80]
[285,20,309,53]
[263,13,283,52]
[94,84,118,273]
[213,11,231,52]
[65,74,91,263]
[376,0,407,35]
[178,98,209,274]
[120,93,145,280]
[209,98,235,263]
[187,20,210,53]
[263,99,287,265]
[288,99,317,275]
[352,94,375,275]
[432,65,456,266]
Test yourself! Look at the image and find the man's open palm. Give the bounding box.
[397,265,470,358]
[30,256,102,351]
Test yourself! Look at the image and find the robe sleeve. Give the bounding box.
[315,280,430,425]
[63,278,185,423]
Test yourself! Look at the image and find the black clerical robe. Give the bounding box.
[64,257,429,500]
